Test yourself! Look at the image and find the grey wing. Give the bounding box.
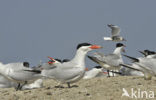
[104,54,121,66]
[53,62,84,81]
[109,25,120,36]
[40,63,57,70]
[93,52,121,66]
[59,62,77,70]
[138,59,156,73]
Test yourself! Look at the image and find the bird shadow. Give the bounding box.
[54,85,78,88]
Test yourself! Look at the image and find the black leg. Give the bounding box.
[107,70,110,77]
[19,81,28,90]
[16,83,21,91]
[67,82,71,88]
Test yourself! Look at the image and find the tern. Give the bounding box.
[139,50,156,58]
[122,55,156,80]
[0,62,42,90]
[88,43,125,77]
[41,43,102,88]
[104,24,126,42]
[83,66,103,79]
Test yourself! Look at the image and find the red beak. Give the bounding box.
[47,56,55,64]
[48,61,54,64]
[89,45,102,49]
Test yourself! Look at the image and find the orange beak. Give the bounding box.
[48,61,54,64]
[89,45,102,49]
[85,67,89,71]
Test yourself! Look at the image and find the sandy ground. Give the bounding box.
[0,76,156,100]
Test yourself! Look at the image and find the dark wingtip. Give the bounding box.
[24,70,41,74]
[120,64,140,71]
[138,51,146,56]
[87,55,99,64]
[123,54,139,62]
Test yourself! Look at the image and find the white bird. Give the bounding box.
[41,43,102,88]
[83,66,103,79]
[139,50,156,58]
[104,24,126,42]
[0,62,42,90]
[122,55,156,80]
[120,50,156,77]
[88,43,125,77]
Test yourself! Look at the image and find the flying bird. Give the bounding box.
[104,24,126,42]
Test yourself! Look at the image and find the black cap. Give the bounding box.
[116,43,124,47]
[94,66,102,69]
[144,50,156,55]
[23,62,29,67]
[77,43,92,49]
[55,59,62,62]
[62,59,70,62]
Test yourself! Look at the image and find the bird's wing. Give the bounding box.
[89,52,121,67]
[108,24,120,36]
[104,54,121,66]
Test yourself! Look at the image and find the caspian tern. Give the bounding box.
[83,66,103,79]
[88,43,125,77]
[104,24,126,42]
[0,62,42,90]
[41,43,102,88]
[122,55,156,80]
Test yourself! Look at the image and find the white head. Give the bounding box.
[116,43,126,53]
[94,66,103,72]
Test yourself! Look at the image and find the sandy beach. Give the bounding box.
[0,76,156,100]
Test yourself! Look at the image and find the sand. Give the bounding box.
[0,76,156,100]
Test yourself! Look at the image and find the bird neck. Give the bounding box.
[113,47,122,57]
[72,49,87,68]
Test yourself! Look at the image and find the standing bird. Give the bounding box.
[122,55,156,80]
[88,43,125,77]
[41,43,102,88]
[0,62,42,90]
[104,24,126,42]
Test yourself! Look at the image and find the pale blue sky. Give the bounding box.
[0,0,156,67]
